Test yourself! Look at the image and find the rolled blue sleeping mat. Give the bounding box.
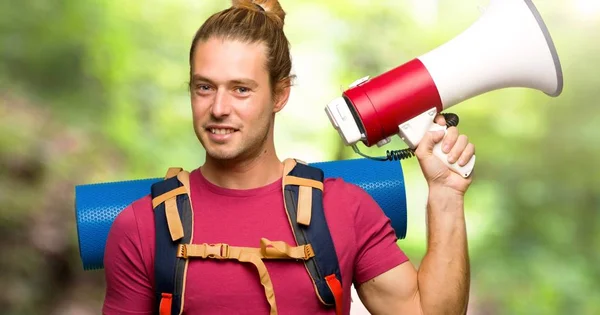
[75,158,408,270]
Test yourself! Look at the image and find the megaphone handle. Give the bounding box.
[398,109,475,178]
[430,124,476,178]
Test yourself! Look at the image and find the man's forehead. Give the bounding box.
[191,38,269,82]
[193,38,268,65]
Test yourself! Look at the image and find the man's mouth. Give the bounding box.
[208,128,236,135]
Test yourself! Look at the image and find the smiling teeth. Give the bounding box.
[210,129,234,134]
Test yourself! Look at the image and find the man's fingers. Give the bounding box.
[416,130,445,157]
[442,126,458,154]
[458,143,475,166]
[447,134,469,164]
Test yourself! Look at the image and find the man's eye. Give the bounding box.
[236,87,250,94]
[197,85,210,90]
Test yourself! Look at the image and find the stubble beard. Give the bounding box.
[200,120,272,164]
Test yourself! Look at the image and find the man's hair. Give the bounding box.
[189,0,294,95]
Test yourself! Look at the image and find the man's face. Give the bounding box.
[190,37,282,162]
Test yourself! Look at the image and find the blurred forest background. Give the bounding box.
[1,0,599,314]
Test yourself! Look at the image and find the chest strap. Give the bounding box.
[176,239,315,315]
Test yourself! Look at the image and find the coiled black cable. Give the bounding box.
[443,112,459,128]
[352,113,460,162]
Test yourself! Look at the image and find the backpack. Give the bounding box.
[150,158,343,315]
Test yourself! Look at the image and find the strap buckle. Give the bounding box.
[177,244,188,259]
[177,243,231,259]
[304,244,315,260]
[205,243,230,259]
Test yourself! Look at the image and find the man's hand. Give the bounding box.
[414,114,475,196]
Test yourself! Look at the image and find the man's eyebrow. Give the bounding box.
[191,74,258,88]
[191,74,213,84]
[231,78,259,88]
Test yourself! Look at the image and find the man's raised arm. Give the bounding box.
[356,115,472,315]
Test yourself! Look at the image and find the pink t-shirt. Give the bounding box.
[103,168,408,314]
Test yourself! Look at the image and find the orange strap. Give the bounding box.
[260,238,315,260]
[151,186,187,242]
[164,197,184,241]
[282,158,297,176]
[177,240,314,261]
[175,240,315,315]
[283,175,323,227]
[325,274,343,315]
[152,186,187,208]
[236,251,278,315]
[284,175,324,191]
[159,293,172,315]
[297,185,313,226]
[179,243,278,315]
[165,167,183,179]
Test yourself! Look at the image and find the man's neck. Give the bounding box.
[200,147,284,190]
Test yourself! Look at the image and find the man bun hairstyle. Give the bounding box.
[231,0,286,29]
[189,0,294,95]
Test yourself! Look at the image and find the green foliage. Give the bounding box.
[1,0,598,314]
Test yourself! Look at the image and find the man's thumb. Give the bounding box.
[416,130,445,156]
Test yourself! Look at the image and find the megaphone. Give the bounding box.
[325,0,563,178]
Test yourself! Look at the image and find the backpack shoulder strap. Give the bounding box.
[282,159,343,315]
[151,167,194,315]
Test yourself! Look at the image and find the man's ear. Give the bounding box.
[273,78,292,113]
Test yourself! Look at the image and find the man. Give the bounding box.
[103,1,473,314]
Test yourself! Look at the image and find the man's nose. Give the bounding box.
[210,89,232,118]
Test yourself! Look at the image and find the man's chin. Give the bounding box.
[205,147,241,162]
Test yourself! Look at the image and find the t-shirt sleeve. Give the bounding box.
[349,183,409,285]
[103,203,154,314]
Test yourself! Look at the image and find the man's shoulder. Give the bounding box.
[133,193,153,208]
[323,177,371,202]
[111,194,153,234]
[321,176,381,222]
[126,194,153,216]
[322,176,389,226]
